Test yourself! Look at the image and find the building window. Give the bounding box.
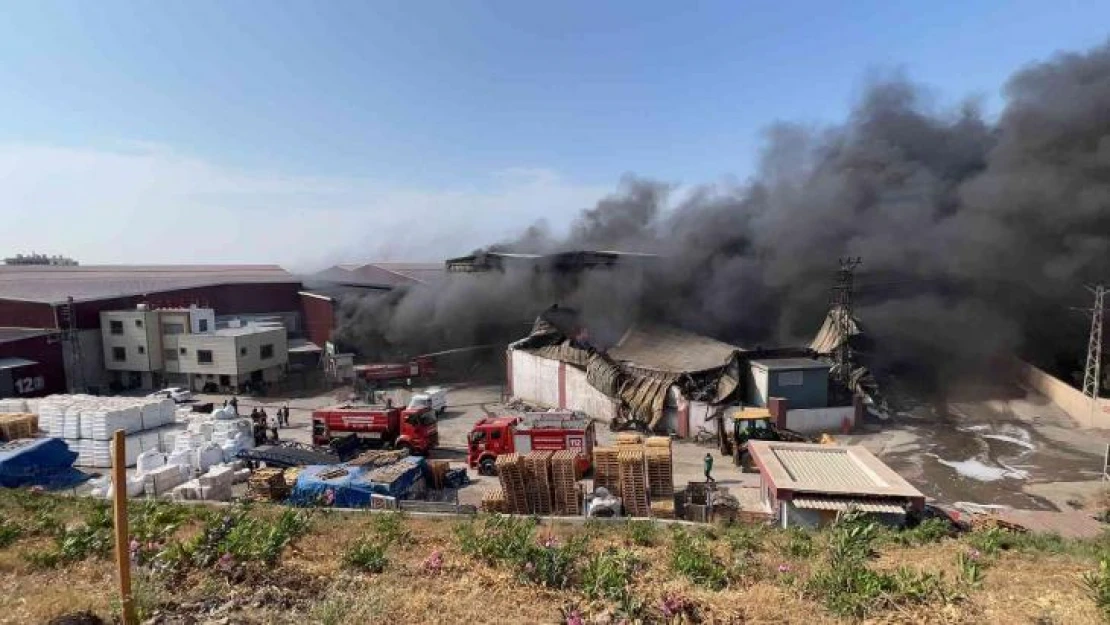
[777,371,804,386]
[198,319,209,332]
[137,345,145,355]
[135,319,143,328]
[260,344,274,360]
[112,347,126,362]
[164,349,178,362]
[163,323,185,335]
[180,347,187,355]
[240,347,247,357]
[109,320,123,335]
[197,350,213,364]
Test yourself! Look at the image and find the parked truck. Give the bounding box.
[311,402,439,455]
[467,410,595,476]
[407,386,447,416]
[354,357,436,387]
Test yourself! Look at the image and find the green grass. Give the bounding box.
[625,520,660,547]
[669,528,729,590]
[343,539,389,573]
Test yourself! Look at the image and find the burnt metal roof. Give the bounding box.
[0,265,298,304]
[608,324,740,374]
[445,250,658,273]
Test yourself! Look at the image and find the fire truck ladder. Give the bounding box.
[58,296,86,393]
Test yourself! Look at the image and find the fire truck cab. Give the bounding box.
[467,410,594,476]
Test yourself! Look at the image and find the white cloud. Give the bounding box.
[0,143,611,272]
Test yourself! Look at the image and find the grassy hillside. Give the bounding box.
[0,490,1107,624]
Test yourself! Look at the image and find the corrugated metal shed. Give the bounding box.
[792,496,906,514]
[772,447,878,490]
[749,441,923,501]
[0,265,298,304]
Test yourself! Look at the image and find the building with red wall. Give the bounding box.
[0,265,305,395]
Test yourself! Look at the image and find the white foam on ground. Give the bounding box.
[982,434,1036,450]
[930,455,1029,482]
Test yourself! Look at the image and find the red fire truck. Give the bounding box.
[354,357,436,386]
[467,411,595,476]
[312,403,439,455]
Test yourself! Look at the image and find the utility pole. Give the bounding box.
[1081,285,1106,415]
[830,257,863,389]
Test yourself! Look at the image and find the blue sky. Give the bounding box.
[0,1,1107,268]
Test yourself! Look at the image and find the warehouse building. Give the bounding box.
[0,328,67,398]
[508,306,856,438]
[0,264,304,395]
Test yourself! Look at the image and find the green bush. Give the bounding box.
[173,505,313,570]
[670,529,728,590]
[778,526,814,558]
[581,548,640,601]
[725,524,768,554]
[1084,558,1110,621]
[370,511,411,545]
[625,520,659,547]
[889,518,951,546]
[522,536,584,589]
[343,539,389,573]
[0,518,23,548]
[454,515,537,565]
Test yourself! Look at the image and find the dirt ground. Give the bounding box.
[184,379,1110,513]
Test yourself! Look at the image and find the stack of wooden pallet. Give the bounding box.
[551,450,582,515]
[247,468,289,502]
[496,453,530,514]
[644,436,674,499]
[524,450,554,514]
[618,448,650,517]
[593,446,621,497]
[615,433,643,447]
[0,413,37,441]
[481,487,507,513]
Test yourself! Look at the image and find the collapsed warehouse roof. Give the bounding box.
[511,306,742,430]
[446,250,659,273]
[809,308,884,411]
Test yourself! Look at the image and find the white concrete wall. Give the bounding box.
[564,361,618,422]
[1016,360,1110,428]
[510,349,560,408]
[747,366,769,407]
[786,405,854,434]
[688,399,715,436]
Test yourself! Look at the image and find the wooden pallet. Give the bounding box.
[651,497,675,520]
[618,449,650,517]
[481,487,507,513]
[551,450,582,515]
[0,413,36,441]
[247,468,289,502]
[496,453,530,514]
[645,446,673,498]
[593,447,621,498]
[615,433,644,446]
[524,450,555,514]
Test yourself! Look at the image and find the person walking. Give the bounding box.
[704,453,715,483]
[281,403,290,427]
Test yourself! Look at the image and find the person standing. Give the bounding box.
[282,403,290,427]
[704,453,715,483]
[267,409,279,442]
[229,396,239,416]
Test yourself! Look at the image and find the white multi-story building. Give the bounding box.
[101,305,287,392]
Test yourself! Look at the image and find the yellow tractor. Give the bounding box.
[724,406,835,467]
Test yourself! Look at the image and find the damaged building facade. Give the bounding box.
[508,306,860,438]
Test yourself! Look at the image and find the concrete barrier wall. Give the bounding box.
[1016,360,1110,428]
[564,362,619,423]
[786,406,854,434]
[510,350,560,408]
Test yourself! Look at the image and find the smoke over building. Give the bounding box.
[335,41,1110,395]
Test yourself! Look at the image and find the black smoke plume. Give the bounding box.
[335,42,1110,393]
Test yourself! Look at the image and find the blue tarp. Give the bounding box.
[289,457,426,508]
[0,438,89,490]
